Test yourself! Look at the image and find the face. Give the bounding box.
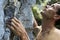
[52,3,60,15]
[41,3,60,20]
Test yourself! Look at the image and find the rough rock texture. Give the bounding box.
[16,0,36,40]
[4,0,16,40]
[0,0,6,40]
[0,0,36,40]
[4,0,20,40]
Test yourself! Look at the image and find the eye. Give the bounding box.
[51,4,54,7]
[45,5,50,8]
[45,5,49,8]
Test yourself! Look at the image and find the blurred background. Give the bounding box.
[32,0,60,29]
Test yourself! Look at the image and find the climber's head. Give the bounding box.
[41,3,60,21]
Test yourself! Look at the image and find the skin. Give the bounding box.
[9,17,39,40]
[7,3,60,40]
[36,3,60,40]
[33,19,42,37]
[6,17,29,40]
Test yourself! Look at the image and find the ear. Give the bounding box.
[54,15,60,20]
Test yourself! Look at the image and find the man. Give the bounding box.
[36,3,60,40]
[7,3,60,40]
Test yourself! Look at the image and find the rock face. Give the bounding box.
[0,0,8,40]
[4,0,16,40]
[17,0,36,28]
[16,0,36,40]
[17,5,34,40]
[0,0,36,40]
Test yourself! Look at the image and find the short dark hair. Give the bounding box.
[56,8,60,15]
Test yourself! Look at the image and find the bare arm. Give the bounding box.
[33,18,38,28]
[33,18,42,37]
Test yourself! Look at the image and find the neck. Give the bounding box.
[41,18,55,34]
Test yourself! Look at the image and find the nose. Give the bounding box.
[45,5,51,8]
[51,4,54,7]
[40,10,45,14]
[41,11,43,14]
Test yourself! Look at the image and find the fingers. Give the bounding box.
[7,17,24,30]
[11,22,18,30]
[13,17,23,27]
[7,24,15,32]
[7,18,21,30]
[11,17,23,27]
[7,24,21,36]
[6,20,21,34]
[12,17,25,28]
[11,18,19,26]
[7,17,25,30]
[6,17,27,37]
[14,17,20,23]
[6,17,19,30]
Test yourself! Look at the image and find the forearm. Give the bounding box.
[19,32,30,40]
[33,18,38,28]
[33,26,42,37]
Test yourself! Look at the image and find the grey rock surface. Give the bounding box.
[3,1,15,40]
[0,8,4,40]
[16,0,36,40]
[0,0,36,40]
[17,5,34,40]
[0,0,6,40]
